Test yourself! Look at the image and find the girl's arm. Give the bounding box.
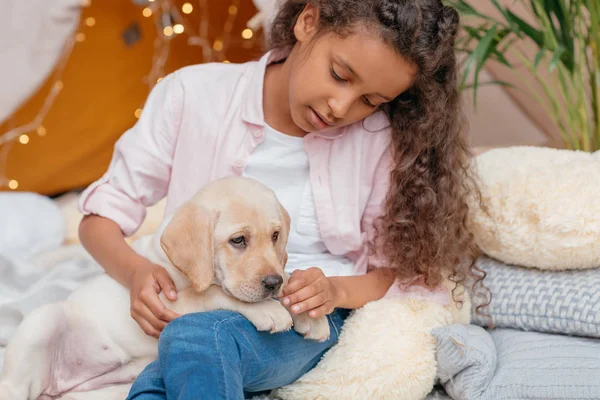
[329,267,395,309]
[77,74,184,338]
[281,267,395,317]
[79,214,151,288]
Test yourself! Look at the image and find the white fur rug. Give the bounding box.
[250,386,452,400]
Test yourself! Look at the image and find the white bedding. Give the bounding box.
[0,192,65,259]
[0,190,166,372]
[0,248,102,371]
[0,192,100,370]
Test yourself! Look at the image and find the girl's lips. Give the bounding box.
[309,107,329,130]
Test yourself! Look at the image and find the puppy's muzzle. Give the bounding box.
[261,274,283,294]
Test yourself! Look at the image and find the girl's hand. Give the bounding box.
[129,262,181,338]
[280,267,342,318]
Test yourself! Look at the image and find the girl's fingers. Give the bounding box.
[281,277,305,297]
[137,303,169,332]
[153,266,179,301]
[142,290,180,322]
[132,312,162,338]
[289,291,328,315]
[282,283,321,307]
[306,302,335,318]
[282,268,325,297]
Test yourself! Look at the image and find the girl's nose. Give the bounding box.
[327,92,354,120]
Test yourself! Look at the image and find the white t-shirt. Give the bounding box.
[242,124,355,277]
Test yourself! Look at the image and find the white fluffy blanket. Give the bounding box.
[273,296,469,400]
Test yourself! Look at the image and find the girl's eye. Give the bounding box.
[230,236,246,248]
[330,67,347,83]
[272,231,279,242]
[362,96,376,108]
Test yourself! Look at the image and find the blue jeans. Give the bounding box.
[127,309,350,400]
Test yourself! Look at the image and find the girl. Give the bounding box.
[77,0,481,398]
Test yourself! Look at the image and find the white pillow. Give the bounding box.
[468,146,600,270]
[0,192,65,259]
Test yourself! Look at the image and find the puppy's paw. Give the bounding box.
[244,299,293,333]
[292,312,330,342]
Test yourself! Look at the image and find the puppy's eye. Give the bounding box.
[229,236,246,248]
[272,231,279,242]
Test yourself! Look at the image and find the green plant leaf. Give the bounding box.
[446,0,499,22]
[505,9,544,46]
[511,2,575,71]
[462,80,516,90]
[471,25,499,105]
[585,0,600,145]
[490,0,514,24]
[534,49,546,69]
[549,45,566,72]
[451,0,598,149]
[547,0,574,56]
[461,25,513,67]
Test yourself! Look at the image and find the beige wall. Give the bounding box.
[464,67,549,148]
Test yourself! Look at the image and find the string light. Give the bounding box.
[19,135,29,145]
[8,180,18,190]
[241,29,253,39]
[76,32,86,42]
[182,2,193,14]
[85,17,96,27]
[134,108,143,119]
[143,7,153,17]
[37,126,47,136]
[173,24,184,34]
[163,26,174,36]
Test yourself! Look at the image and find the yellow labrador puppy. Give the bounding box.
[0,176,329,400]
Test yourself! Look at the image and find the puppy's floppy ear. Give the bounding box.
[160,202,218,293]
[277,202,290,267]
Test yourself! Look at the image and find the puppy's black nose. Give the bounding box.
[262,275,283,292]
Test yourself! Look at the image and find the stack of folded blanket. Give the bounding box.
[433,146,600,400]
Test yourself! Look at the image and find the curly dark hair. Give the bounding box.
[269,0,487,308]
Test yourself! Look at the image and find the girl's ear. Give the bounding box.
[293,3,319,43]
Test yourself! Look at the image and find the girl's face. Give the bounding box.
[288,5,418,133]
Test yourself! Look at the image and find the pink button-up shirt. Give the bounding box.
[77,50,449,303]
